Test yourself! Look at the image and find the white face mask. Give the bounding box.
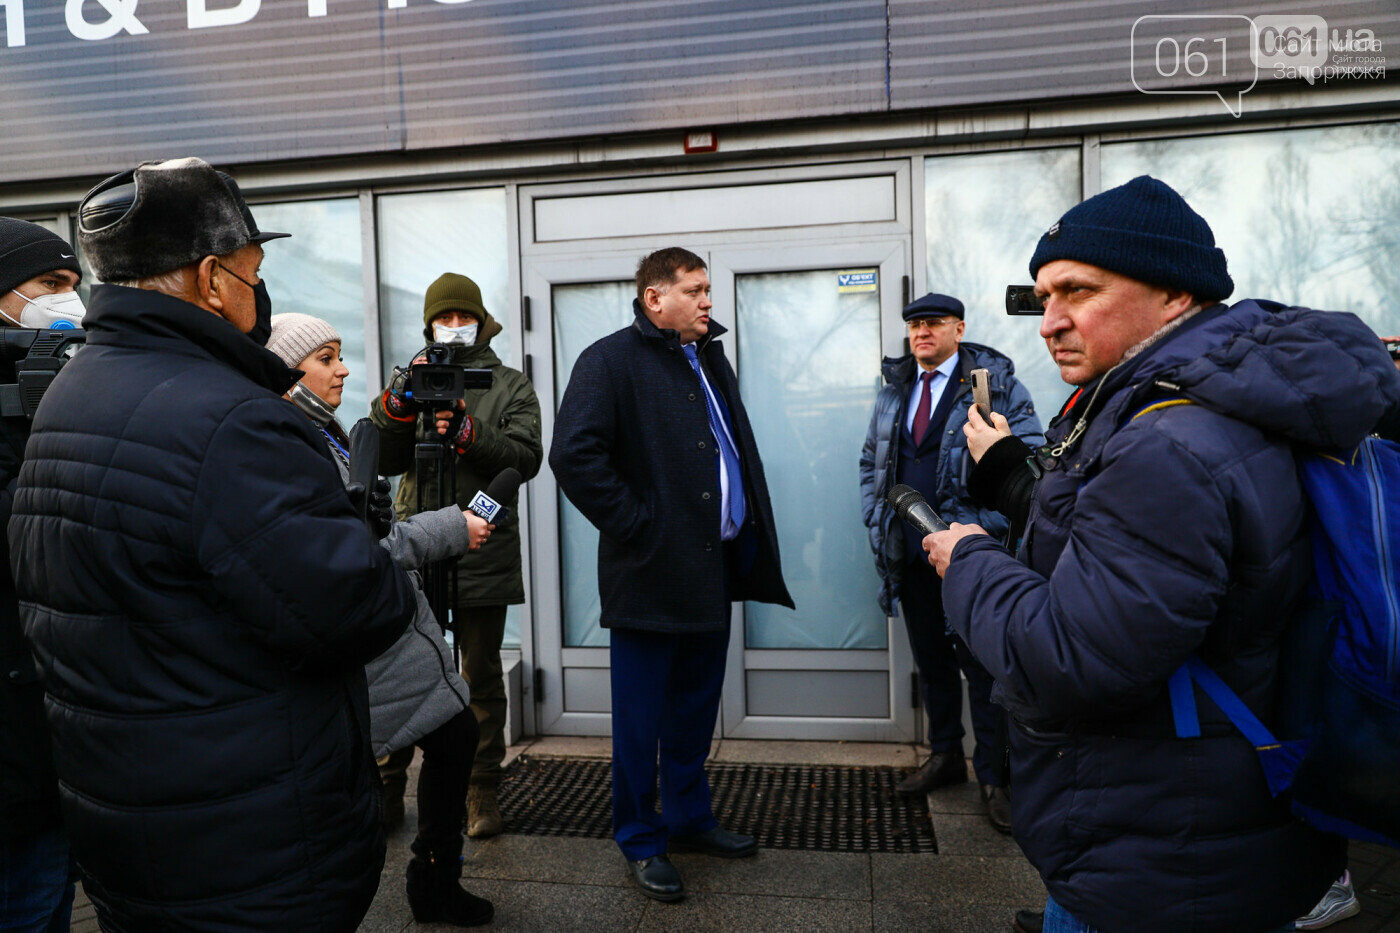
[5,290,86,330]
[433,321,478,345]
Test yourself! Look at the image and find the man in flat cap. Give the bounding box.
[0,217,82,932]
[859,292,1042,831]
[9,158,417,930]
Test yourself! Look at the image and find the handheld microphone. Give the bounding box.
[345,418,381,531]
[467,467,523,524]
[887,484,949,535]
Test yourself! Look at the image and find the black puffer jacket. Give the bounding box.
[551,301,792,631]
[0,389,59,844]
[9,285,417,931]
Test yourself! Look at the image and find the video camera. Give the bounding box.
[0,328,84,418]
[1005,285,1044,316]
[406,342,493,406]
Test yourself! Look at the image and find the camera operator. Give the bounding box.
[370,272,542,837]
[0,217,81,932]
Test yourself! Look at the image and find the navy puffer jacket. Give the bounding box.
[859,343,1043,614]
[9,285,417,931]
[943,301,1400,932]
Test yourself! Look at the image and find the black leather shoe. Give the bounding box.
[896,751,968,794]
[626,855,684,902]
[981,784,1012,834]
[1012,908,1044,933]
[669,826,758,859]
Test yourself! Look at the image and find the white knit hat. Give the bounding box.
[267,312,341,368]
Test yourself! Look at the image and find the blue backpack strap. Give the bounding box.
[1181,656,1282,749]
[1168,664,1201,738]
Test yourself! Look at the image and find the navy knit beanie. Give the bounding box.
[1029,176,1233,302]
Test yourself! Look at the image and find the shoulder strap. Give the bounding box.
[1169,656,1281,749]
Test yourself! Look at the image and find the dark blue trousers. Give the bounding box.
[900,559,1003,785]
[609,627,729,860]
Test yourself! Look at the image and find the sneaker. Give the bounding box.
[1295,871,1361,930]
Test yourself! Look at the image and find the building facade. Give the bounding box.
[3,0,1397,741]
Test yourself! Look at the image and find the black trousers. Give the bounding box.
[409,709,480,859]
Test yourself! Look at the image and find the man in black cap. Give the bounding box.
[859,292,1042,831]
[9,158,417,931]
[0,217,82,932]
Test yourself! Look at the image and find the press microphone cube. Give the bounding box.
[467,490,505,522]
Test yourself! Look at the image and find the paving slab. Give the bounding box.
[463,834,623,888]
[636,890,872,931]
[520,735,615,759]
[450,877,647,932]
[923,774,984,816]
[928,813,1025,858]
[871,852,1044,906]
[874,899,1026,933]
[669,849,872,900]
[713,739,918,768]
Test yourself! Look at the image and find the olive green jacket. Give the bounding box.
[370,312,542,607]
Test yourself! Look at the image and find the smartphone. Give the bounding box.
[971,368,992,424]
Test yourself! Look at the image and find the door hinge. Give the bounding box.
[522,295,532,332]
[910,672,920,710]
[524,352,534,383]
[533,666,544,701]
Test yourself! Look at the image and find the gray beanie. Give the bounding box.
[267,313,341,368]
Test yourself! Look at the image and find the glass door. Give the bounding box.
[525,256,641,735]
[527,242,914,741]
[711,242,914,740]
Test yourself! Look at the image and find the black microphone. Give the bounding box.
[887,484,949,535]
[467,467,523,524]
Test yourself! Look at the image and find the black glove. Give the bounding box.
[381,366,417,421]
[368,479,394,539]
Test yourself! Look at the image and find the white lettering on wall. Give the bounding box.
[1,0,24,46]
[66,0,148,40]
[188,0,259,29]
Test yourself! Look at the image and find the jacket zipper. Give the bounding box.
[1361,440,1400,684]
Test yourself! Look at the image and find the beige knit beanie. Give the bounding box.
[267,312,341,368]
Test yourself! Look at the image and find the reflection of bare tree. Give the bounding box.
[1245,142,1325,305]
[924,149,1080,422]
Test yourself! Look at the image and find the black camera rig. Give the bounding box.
[0,328,84,418]
[406,342,492,406]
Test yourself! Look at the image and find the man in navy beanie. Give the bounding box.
[0,218,82,932]
[923,176,1400,931]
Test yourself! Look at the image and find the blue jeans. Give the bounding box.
[0,826,75,933]
[1043,896,1294,933]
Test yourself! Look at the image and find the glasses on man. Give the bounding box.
[906,317,958,332]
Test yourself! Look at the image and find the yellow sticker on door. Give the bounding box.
[837,270,878,293]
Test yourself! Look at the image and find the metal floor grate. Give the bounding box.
[495,755,936,853]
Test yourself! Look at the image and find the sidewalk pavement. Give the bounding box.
[68,737,1400,931]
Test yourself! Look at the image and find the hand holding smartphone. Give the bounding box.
[971,368,993,424]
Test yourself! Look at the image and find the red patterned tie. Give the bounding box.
[912,371,935,446]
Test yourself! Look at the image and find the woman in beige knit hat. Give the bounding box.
[268,311,496,927]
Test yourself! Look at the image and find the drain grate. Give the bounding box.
[495,755,936,853]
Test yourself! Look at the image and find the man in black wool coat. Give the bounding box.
[551,246,793,903]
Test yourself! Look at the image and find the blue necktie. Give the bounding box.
[683,344,747,534]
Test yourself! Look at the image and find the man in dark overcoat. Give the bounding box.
[550,246,792,903]
[9,158,416,931]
